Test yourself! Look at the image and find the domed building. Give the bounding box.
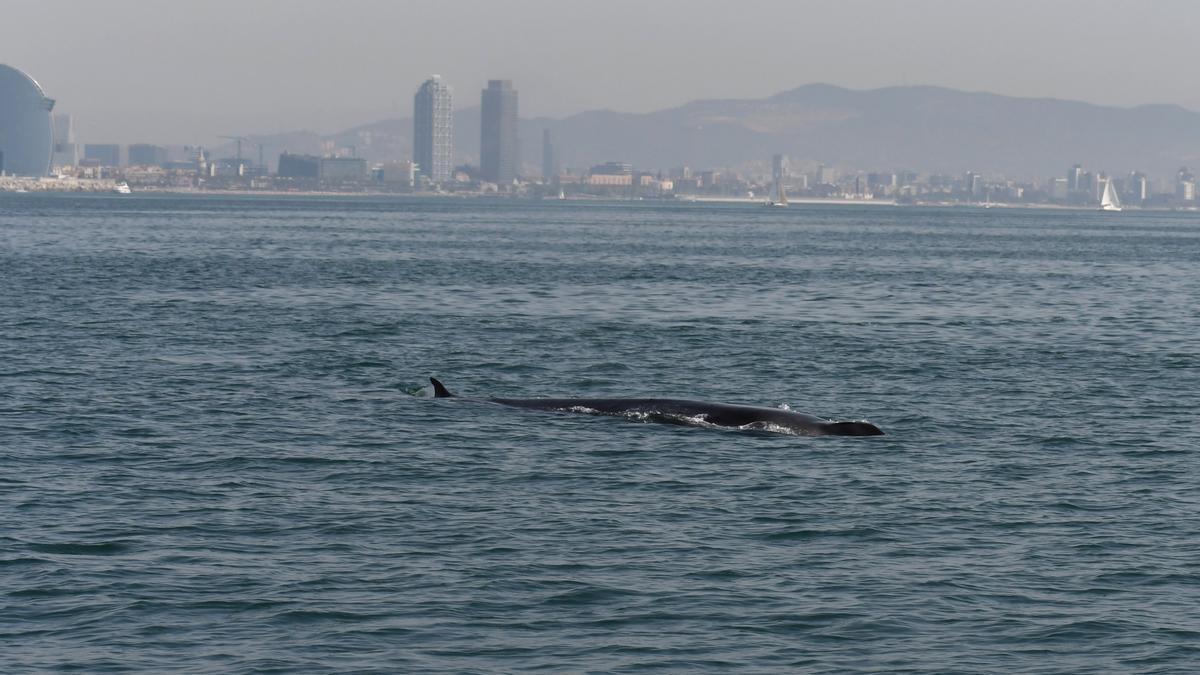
[0,64,54,176]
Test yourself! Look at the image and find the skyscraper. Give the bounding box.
[1177,167,1196,202]
[413,75,453,183]
[541,128,559,181]
[1068,164,1083,192]
[1128,172,1149,203]
[963,171,982,197]
[771,154,788,201]
[480,80,518,184]
[51,113,78,168]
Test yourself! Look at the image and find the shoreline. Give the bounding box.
[2,183,1197,212]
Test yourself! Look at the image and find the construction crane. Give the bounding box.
[218,135,249,165]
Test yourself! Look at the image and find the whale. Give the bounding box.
[429,378,883,436]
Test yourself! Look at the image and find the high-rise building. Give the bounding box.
[1068,164,1083,192]
[128,143,167,167]
[1177,168,1196,202]
[1049,177,1069,200]
[51,113,78,168]
[1128,172,1149,203]
[816,163,837,185]
[0,64,54,176]
[772,154,788,183]
[867,172,896,189]
[278,152,319,179]
[84,144,121,167]
[1082,172,1103,202]
[542,128,559,181]
[963,171,982,197]
[413,75,453,183]
[771,154,790,199]
[480,80,518,184]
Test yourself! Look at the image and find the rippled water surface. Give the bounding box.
[3,194,1199,673]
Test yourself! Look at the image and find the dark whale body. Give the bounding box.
[429,378,883,437]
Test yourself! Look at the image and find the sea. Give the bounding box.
[2,193,1198,673]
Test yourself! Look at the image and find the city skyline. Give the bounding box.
[11,74,1200,191]
[5,0,1200,143]
[9,57,1200,193]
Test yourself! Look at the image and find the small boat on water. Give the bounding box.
[113,182,132,195]
[1099,178,1121,211]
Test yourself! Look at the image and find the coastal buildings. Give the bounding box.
[542,129,559,182]
[1128,172,1149,203]
[84,144,121,167]
[128,143,167,167]
[51,114,78,169]
[1176,168,1196,202]
[379,160,417,187]
[772,154,787,185]
[0,64,54,176]
[11,66,1199,207]
[963,172,982,198]
[277,153,320,179]
[1068,164,1083,192]
[480,80,518,184]
[277,152,367,183]
[413,75,453,183]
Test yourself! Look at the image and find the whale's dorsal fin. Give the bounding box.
[430,377,455,398]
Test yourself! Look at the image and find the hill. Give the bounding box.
[226,84,1200,178]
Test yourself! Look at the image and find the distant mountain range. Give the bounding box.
[227,84,1200,179]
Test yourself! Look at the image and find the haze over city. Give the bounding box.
[5,0,1200,144]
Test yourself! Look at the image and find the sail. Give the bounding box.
[1100,179,1121,210]
[768,176,788,206]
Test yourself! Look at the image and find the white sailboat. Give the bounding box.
[1099,178,1122,211]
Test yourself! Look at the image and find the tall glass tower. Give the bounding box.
[480,80,518,184]
[413,75,453,183]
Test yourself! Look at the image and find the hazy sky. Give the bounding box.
[4,0,1198,144]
